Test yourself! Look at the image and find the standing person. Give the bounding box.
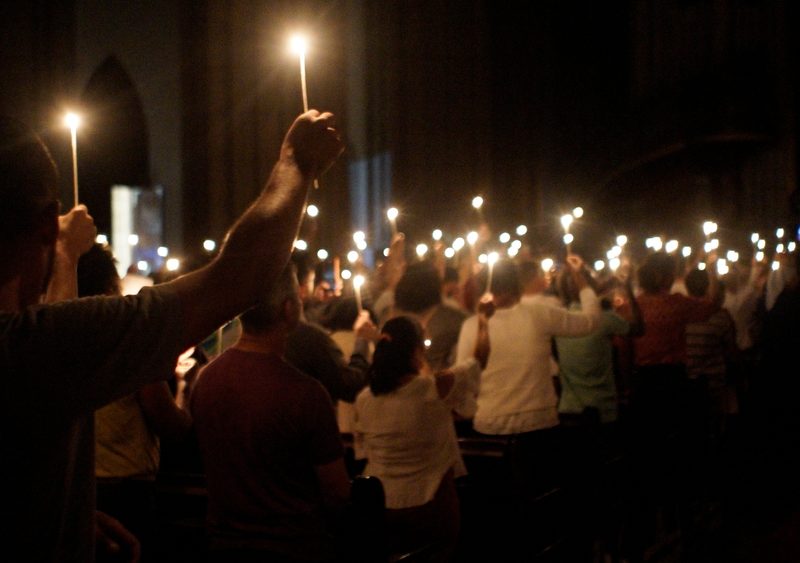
[77,243,193,562]
[355,310,490,562]
[191,266,351,563]
[455,256,600,555]
[0,110,342,562]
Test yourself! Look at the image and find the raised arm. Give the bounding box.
[168,111,343,347]
[44,205,96,303]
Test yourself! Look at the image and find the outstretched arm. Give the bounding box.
[44,205,96,303]
[167,111,343,347]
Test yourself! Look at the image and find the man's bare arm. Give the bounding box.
[167,111,343,347]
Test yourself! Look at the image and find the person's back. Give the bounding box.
[191,266,349,562]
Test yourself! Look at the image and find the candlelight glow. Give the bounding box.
[452,237,465,251]
[751,233,760,244]
[757,239,766,250]
[572,207,584,219]
[560,214,573,231]
[387,207,399,221]
[424,339,432,348]
[347,250,359,264]
[137,260,148,272]
[541,258,554,272]
[510,240,522,250]
[717,259,729,276]
[563,233,574,245]
[594,260,605,271]
[127,234,139,246]
[471,196,484,209]
[499,232,511,243]
[444,248,455,259]
[356,240,367,251]
[698,263,706,271]
[776,228,785,239]
[702,221,718,237]
[609,258,621,271]
[756,251,765,262]
[616,234,628,246]
[317,249,329,260]
[203,239,216,252]
[341,269,352,280]
[306,204,319,217]
[478,254,488,264]
[488,251,499,265]
[353,274,365,290]
[95,234,108,245]
[507,246,519,258]
[166,258,180,272]
[64,112,81,130]
[726,250,739,262]
[432,229,443,241]
[777,243,785,254]
[294,239,308,251]
[353,231,366,243]
[772,261,780,271]
[416,243,429,258]
[289,34,308,56]
[665,240,679,254]
[788,242,797,252]
[682,246,692,258]
[157,246,168,257]
[467,231,479,246]
[516,225,528,236]
[383,248,390,257]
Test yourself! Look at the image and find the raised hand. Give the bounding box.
[280,110,344,179]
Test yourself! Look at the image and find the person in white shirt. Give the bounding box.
[456,256,600,501]
[355,310,490,562]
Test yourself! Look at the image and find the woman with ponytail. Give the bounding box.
[354,304,491,562]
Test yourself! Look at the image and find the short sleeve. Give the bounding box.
[1,286,185,416]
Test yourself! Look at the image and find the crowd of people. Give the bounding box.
[2,107,799,563]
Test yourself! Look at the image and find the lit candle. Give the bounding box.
[702,221,718,241]
[306,204,319,218]
[467,231,479,247]
[472,195,484,218]
[432,229,443,241]
[560,214,574,253]
[486,251,499,295]
[353,274,365,312]
[387,207,399,237]
[516,225,528,236]
[416,243,428,259]
[289,34,319,189]
[64,112,81,206]
[572,207,584,219]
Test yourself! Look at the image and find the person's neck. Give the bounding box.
[234,328,288,357]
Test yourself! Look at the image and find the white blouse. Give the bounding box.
[354,358,479,509]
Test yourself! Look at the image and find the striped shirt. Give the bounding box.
[685,309,737,379]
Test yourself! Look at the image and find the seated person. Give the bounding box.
[191,265,351,563]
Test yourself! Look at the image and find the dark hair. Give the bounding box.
[77,243,121,297]
[685,268,709,298]
[368,316,424,396]
[0,116,59,242]
[637,253,676,294]
[395,262,441,313]
[479,259,521,299]
[555,264,598,305]
[320,296,360,332]
[517,260,541,287]
[239,264,298,332]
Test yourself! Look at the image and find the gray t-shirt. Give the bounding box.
[1,286,184,562]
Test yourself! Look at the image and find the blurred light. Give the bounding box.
[306,204,319,218]
[64,112,81,129]
[347,250,359,264]
[317,249,329,260]
[137,260,148,272]
[710,239,719,250]
[717,259,729,276]
[772,261,780,271]
[682,246,692,258]
[444,247,455,259]
[776,227,785,239]
[432,229,443,241]
[387,207,399,221]
[698,262,706,271]
[507,246,519,258]
[572,207,584,219]
[616,234,628,246]
[563,233,574,245]
[609,258,621,271]
[511,240,522,249]
[488,251,499,265]
[516,225,528,236]
[289,34,308,56]
[471,196,484,209]
[645,237,663,251]
[356,240,367,251]
[341,269,352,280]
[541,258,554,272]
[478,254,487,264]
[560,214,573,230]
[751,233,760,244]
[353,274,365,290]
[499,232,511,244]
[453,237,465,251]
[416,243,428,258]
[353,231,366,243]
[702,221,718,236]
[166,258,180,272]
[726,250,739,262]
[424,339,432,348]
[467,231,479,246]
[757,239,766,250]
[127,234,139,246]
[157,246,168,257]
[665,240,679,254]
[594,260,605,271]
[203,239,216,252]
[294,239,308,251]
[777,243,785,254]
[756,251,765,262]
[95,233,108,245]
[383,248,390,257]
[788,242,797,253]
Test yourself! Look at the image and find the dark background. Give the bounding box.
[1,0,798,262]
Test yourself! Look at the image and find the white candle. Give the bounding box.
[387,207,399,237]
[486,252,499,294]
[64,112,81,206]
[353,274,365,312]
